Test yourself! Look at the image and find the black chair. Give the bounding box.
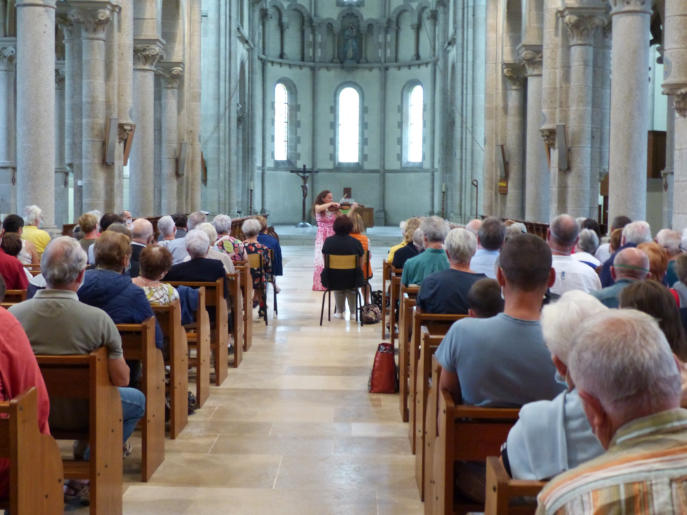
[247,252,268,325]
[319,253,364,326]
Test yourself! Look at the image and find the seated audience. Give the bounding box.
[158,215,189,265]
[599,220,652,287]
[1,214,39,265]
[0,233,32,282]
[87,212,125,264]
[0,232,28,290]
[638,241,669,283]
[469,217,505,279]
[242,219,273,318]
[401,216,450,286]
[504,220,527,240]
[674,254,687,308]
[571,228,600,269]
[78,231,162,351]
[321,215,365,319]
[132,246,179,305]
[350,213,372,280]
[591,247,649,308]
[416,228,486,314]
[594,215,631,263]
[120,210,133,230]
[213,214,247,263]
[256,215,283,279]
[129,218,155,278]
[580,218,601,239]
[21,205,51,256]
[465,218,482,236]
[547,214,601,295]
[387,217,421,264]
[77,213,98,252]
[504,291,606,480]
[466,278,503,318]
[536,310,687,514]
[656,228,683,286]
[187,211,206,231]
[172,213,187,239]
[392,228,423,269]
[189,222,235,274]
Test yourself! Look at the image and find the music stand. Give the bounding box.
[290,165,319,228]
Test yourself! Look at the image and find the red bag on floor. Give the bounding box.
[368,342,398,393]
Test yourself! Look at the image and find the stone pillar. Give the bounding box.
[159,62,183,215]
[502,62,525,220]
[15,0,56,225]
[663,0,687,230]
[0,38,16,214]
[54,63,69,228]
[69,3,115,214]
[607,0,651,222]
[519,45,548,222]
[188,2,202,211]
[563,7,606,219]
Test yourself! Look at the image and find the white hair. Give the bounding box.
[185,229,210,258]
[212,214,232,235]
[577,229,599,254]
[241,218,261,238]
[412,228,424,249]
[541,290,607,364]
[157,215,175,237]
[420,216,449,243]
[187,211,207,231]
[622,221,651,245]
[569,309,681,418]
[196,222,218,244]
[444,228,477,264]
[41,236,87,287]
[24,205,42,226]
[655,229,681,256]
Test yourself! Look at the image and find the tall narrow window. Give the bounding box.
[406,84,423,164]
[337,86,360,164]
[274,83,289,161]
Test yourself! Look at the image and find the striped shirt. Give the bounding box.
[536,408,687,515]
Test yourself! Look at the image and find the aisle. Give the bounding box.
[122,244,422,514]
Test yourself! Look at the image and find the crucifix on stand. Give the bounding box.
[290,164,319,228]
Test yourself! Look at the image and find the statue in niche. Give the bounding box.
[339,18,361,64]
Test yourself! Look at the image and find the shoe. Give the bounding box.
[333,312,344,319]
[188,391,197,414]
[123,441,133,458]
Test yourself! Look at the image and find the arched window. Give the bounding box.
[274,83,289,161]
[402,82,424,166]
[337,85,361,164]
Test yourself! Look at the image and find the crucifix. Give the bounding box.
[290,164,319,227]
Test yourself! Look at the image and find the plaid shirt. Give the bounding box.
[537,408,687,514]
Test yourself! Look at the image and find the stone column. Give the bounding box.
[15,0,55,225]
[188,2,202,211]
[502,62,525,220]
[69,3,115,214]
[0,38,16,214]
[158,62,183,215]
[519,45,548,222]
[607,0,651,222]
[563,7,607,218]
[54,63,69,228]
[663,0,687,230]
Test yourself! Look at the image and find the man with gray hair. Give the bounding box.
[590,247,649,308]
[416,228,486,314]
[401,216,450,286]
[129,218,154,277]
[158,215,189,264]
[656,228,683,286]
[571,228,600,269]
[187,211,207,231]
[9,237,145,459]
[536,309,687,514]
[470,217,505,279]
[22,204,51,255]
[547,214,601,295]
[599,220,652,287]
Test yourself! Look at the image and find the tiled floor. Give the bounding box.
[110,243,422,514]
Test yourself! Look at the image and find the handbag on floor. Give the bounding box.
[360,303,381,324]
[368,342,398,393]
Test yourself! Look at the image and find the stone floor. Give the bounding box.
[71,242,422,514]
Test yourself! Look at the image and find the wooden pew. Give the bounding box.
[484,456,544,515]
[117,317,165,482]
[381,261,392,339]
[182,287,211,408]
[0,387,63,515]
[235,263,253,351]
[23,264,41,277]
[398,285,419,422]
[388,268,402,346]
[408,309,465,454]
[151,300,188,439]
[37,347,123,515]
[3,289,26,304]
[169,278,231,384]
[226,271,245,366]
[424,357,520,515]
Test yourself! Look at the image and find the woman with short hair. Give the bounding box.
[132,245,179,305]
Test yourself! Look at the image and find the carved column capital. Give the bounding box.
[158,61,184,89]
[540,125,557,147]
[563,7,608,46]
[608,0,652,16]
[518,44,542,77]
[67,2,116,36]
[502,62,525,88]
[134,39,164,71]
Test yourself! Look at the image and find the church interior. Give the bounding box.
[0,0,686,513]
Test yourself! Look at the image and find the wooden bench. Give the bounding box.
[424,357,520,515]
[181,287,211,408]
[117,317,165,482]
[37,347,123,515]
[151,300,188,439]
[408,310,465,454]
[0,387,63,514]
[398,285,419,422]
[484,456,544,515]
[226,272,245,366]
[388,269,402,346]
[169,278,231,384]
[235,263,253,351]
[23,264,41,276]
[381,261,392,339]
[3,289,26,304]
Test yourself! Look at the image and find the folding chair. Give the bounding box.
[319,253,363,325]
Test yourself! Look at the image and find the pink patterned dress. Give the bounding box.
[313,210,337,290]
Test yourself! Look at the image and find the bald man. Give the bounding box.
[590,247,649,308]
[129,218,154,278]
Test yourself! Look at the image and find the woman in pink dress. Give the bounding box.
[312,190,339,290]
